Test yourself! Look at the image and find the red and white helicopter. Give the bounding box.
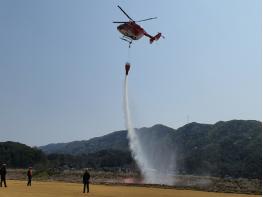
[113,5,164,47]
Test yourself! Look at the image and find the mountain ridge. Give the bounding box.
[1,119,261,179]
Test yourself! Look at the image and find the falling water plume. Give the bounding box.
[123,76,175,185]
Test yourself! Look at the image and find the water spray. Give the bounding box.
[123,74,152,182]
[123,67,175,185]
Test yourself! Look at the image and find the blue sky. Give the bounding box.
[0,0,261,146]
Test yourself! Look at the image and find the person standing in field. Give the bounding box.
[0,164,7,187]
[82,169,90,193]
[27,167,32,186]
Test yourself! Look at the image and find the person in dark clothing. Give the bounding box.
[82,170,90,193]
[27,167,32,186]
[0,164,7,187]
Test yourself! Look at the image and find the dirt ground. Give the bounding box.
[0,180,260,197]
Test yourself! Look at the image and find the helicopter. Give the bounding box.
[113,5,164,47]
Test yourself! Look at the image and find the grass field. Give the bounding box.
[0,180,260,197]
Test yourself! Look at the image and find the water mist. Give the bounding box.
[123,76,175,185]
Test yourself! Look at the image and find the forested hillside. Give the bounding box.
[0,141,47,168]
[1,120,261,179]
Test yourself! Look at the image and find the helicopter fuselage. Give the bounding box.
[117,22,145,40]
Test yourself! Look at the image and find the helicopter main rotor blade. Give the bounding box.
[113,21,127,23]
[136,17,158,22]
[117,5,134,21]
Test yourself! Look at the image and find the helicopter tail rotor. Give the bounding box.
[149,32,163,44]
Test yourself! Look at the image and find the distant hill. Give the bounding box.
[40,120,262,179]
[0,120,261,179]
[0,141,133,170]
[170,120,261,178]
[40,129,130,155]
[0,141,46,168]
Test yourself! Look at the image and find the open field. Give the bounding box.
[6,169,262,194]
[0,180,261,197]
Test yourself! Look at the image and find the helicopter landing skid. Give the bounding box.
[120,37,132,48]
